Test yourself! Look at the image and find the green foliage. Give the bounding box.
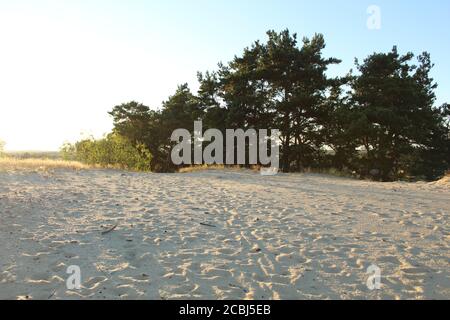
[64,30,449,180]
[61,134,152,171]
[349,47,448,180]
[197,30,341,172]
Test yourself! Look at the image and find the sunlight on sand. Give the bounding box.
[0,169,448,300]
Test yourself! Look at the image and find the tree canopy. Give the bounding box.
[64,29,449,181]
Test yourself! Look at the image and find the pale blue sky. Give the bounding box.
[0,0,449,150]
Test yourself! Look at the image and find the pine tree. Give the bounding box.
[351,47,447,180]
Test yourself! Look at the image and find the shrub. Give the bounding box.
[61,134,152,171]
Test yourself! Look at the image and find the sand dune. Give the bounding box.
[0,169,448,300]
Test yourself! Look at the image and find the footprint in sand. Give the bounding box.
[84,276,108,290]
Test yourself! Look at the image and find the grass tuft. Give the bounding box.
[0,157,90,172]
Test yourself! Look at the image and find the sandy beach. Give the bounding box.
[0,169,448,300]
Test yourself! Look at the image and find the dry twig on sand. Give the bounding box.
[48,290,57,300]
[101,223,118,235]
[200,222,217,228]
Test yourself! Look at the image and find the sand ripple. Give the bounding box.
[0,169,449,300]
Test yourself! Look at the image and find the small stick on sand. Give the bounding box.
[200,222,217,228]
[48,290,56,300]
[101,223,118,235]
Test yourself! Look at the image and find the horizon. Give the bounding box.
[1,0,450,151]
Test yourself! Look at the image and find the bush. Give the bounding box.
[61,134,152,171]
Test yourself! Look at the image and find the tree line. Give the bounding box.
[63,30,450,181]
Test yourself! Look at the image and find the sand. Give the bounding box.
[0,169,448,300]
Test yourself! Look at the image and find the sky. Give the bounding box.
[0,0,449,151]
